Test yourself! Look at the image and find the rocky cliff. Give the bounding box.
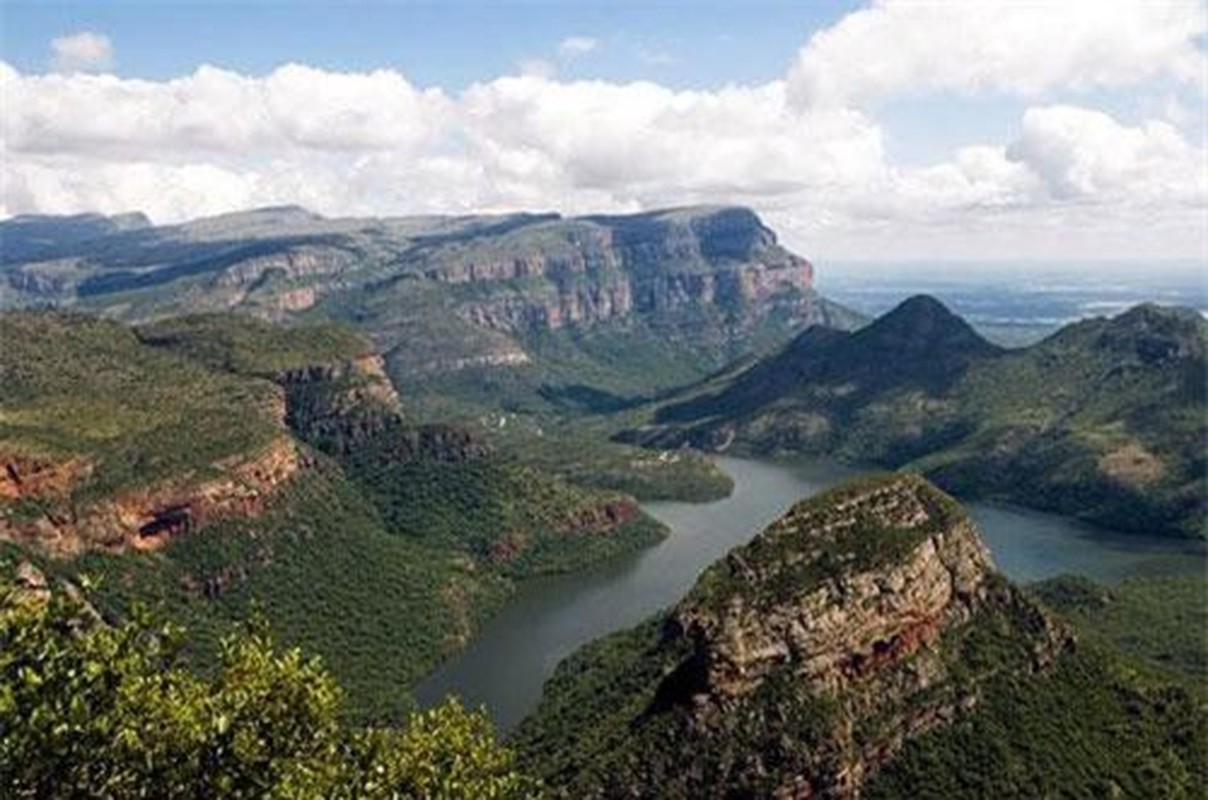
[1,309,675,724]
[515,474,1072,798]
[2,205,814,330]
[0,436,302,556]
[415,207,815,333]
[0,312,406,555]
[2,206,861,409]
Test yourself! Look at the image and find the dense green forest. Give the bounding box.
[0,312,665,722]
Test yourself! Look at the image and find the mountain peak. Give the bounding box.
[1092,302,1207,363]
[878,294,966,330]
[681,472,983,627]
[1109,302,1205,331]
[859,294,998,356]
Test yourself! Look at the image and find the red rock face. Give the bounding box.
[0,453,94,503]
[557,497,641,535]
[0,437,303,557]
[657,476,1073,799]
[121,436,303,552]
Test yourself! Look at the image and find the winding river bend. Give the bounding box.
[415,457,1204,732]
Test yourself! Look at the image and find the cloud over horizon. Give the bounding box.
[2,1,1204,261]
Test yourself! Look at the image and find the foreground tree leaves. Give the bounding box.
[0,575,539,799]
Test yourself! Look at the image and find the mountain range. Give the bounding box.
[1,205,862,415]
[624,295,1207,538]
[1,204,1205,796]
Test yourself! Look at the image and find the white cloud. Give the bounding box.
[4,157,260,222]
[2,1,1205,261]
[1007,105,1205,204]
[1,63,452,157]
[50,31,114,74]
[788,0,1206,108]
[557,37,598,59]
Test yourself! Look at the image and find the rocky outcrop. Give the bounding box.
[280,353,401,412]
[517,474,1072,799]
[0,437,303,556]
[656,474,1069,798]
[556,497,640,536]
[215,246,354,288]
[0,453,94,503]
[278,353,408,453]
[673,478,995,701]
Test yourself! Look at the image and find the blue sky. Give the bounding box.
[1,1,859,87]
[4,0,1192,164]
[1,1,1204,261]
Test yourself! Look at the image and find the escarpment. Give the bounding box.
[279,353,405,453]
[515,474,1072,799]
[425,208,816,333]
[0,313,382,555]
[0,437,302,556]
[2,206,857,395]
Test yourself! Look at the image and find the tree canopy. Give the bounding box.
[0,571,539,799]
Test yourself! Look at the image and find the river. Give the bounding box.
[415,456,1204,732]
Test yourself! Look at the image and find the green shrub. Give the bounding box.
[0,579,540,799]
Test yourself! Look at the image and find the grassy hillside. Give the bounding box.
[1031,571,1207,692]
[0,312,283,501]
[865,645,1207,798]
[924,305,1207,537]
[629,299,1208,537]
[136,313,370,375]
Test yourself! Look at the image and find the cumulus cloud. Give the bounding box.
[2,2,1205,260]
[1007,105,1206,204]
[5,157,259,222]
[459,77,884,198]
[2,63,451,157]
[788,0,1206,108]
[50,31,114,73]
[557,36,598,59]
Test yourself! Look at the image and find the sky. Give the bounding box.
[1,0,1205,262]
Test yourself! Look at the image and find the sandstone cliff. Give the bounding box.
[0,437,302,556]
[515,474,1072,799]
[3,206,858,399]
